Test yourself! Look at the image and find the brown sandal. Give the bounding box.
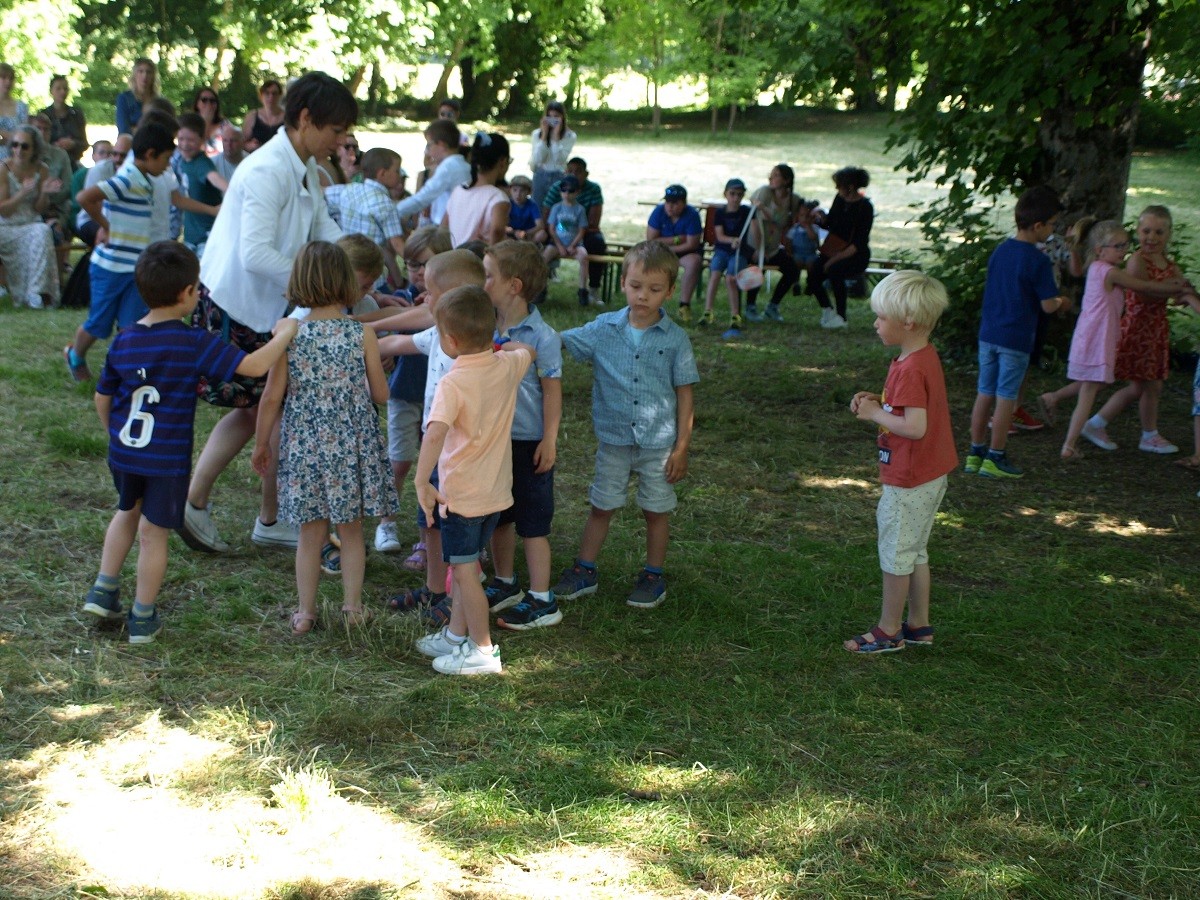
[291,610,318,636]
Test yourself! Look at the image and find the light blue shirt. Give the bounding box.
[561,308,699,450]
[497,306,562,441]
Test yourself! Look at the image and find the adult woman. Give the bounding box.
[180,71,356,555]
[191,87,227,156]
[529,101,575,206]
[0,63,29,162]
[115,58,158,134]
[40,75,87,169]
[0,124,61,307]
[810,166,873,329]
[445,132,511,247]
[242,79,285,151]
[745,163,802,321]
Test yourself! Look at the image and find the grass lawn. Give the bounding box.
[2,121,1199,898]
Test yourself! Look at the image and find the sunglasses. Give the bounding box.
[9,141,31,150]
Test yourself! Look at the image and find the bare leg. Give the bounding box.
[989,397,1017,452]
[260,417,282,523]
[969,393,994,447]
[134,520,170,607]
[188,407,256,507]
[523,534,551,593]
[295,520,327,619]
[1138,379,1164,433]
[449,562,491,649]
[490,522,516,580]
[99,506,140,578]
[644,510,669,569]
[1095,381,1142,426]
[725,274,741,317]
[877,571,911,635]
[905,563,931,631]
[335,519,365,613]
[1063,381,1101,455]
[379,460,411,530]
[425,526,447,593]
[578,506,616,563]
[703,264,719,313]
[70,325,98,363]
[678,253,702,306]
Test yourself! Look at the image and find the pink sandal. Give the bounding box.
[403,541,427,573]
[291,610,318,636]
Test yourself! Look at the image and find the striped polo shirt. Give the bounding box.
[92,165,155,274]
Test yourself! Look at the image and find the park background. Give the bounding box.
[3,1,1200,898]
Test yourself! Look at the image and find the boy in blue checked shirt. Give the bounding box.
[339,147,407,287]
[82,243,297,643]
[552,241,699,609]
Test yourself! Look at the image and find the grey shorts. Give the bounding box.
[877,476,947,575]
[589,442,677,514]
[387,399,422,464]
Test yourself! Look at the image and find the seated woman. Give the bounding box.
[0,124,61,307]
[0,63,29,163]
[40,75,87,170]
[809,166,873,330]
[745,163,802,322]
[115,58,159,134]
[242,79,285,151]
[191,87,227,156]
[444,132,510,247]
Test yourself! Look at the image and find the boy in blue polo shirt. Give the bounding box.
[646,184,703,322]
[82,242,297,643]
[552,241,699,609]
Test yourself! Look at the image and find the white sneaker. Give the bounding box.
[178,502,230,553]
[432,640,503,675]
[1138,433,1179,454]
[820,307,833,327]
[374,521,402,553]
[1081,422,1118,451]
[252,517,299,549]
[823,313,848,330]
[416,626,466,659]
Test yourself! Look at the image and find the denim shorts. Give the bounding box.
[111,464,190,529]
[84,266,146,340]
[497,439,554,537]
[438,509,500,564]
[709,246,749,276]
[977,341,1030,401]
[877,476,947,576]
[589,442,677,514]
[416,465,440,531]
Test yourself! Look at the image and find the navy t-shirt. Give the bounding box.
[648,203,702,239]
[713,204,750,251]
[509,198,540,233]
[979,238,1059,353]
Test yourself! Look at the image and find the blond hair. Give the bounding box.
[425,248,486,293]
[486,239,549,302]
[435,285,495,351]
[128,58,160,103]
[405,225,452,262]
[869,270,949,330]
[1082,219,1127,268]
[621,240,678,288]
[287,241,359,309]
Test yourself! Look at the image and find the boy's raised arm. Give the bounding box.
[236,317,298,378]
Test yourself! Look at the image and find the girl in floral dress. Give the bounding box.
[252,242,398,634]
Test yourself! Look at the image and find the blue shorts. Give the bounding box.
[497,439,554,537]
[416,465,440,530]
[589,442,677,514]
[709,246,749,277]
[976,341,1030,401]
[84,265,146,340]
[110,464,190,529]
[787,227,819,266]
[438,510,500,564]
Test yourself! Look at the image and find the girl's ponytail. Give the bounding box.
[466,132,510,189]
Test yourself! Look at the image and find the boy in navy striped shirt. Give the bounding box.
[82,242,298,643]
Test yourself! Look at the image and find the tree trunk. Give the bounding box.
[726,102,737,135]
[433,39,466,104]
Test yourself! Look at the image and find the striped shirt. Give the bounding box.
[339,178,406,242]
[96,321,245,476]
[93,166,156,274]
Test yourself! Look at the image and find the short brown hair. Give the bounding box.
[621,240,678,288]
[135,241,200,308]
[435,285,495,351]
[405,225,453,261]
[337,233,385,280]
[425,248,485,293]
[287,240,359,309]
[486,240,548,302]
[361,146,400,180]
[425,119,461,150]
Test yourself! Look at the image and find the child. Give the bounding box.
[700,178,751,336]
[543,174,591,306]
[64,120,176,382]
[845,271,957,654]
[481,240,565,630]
[1051,220,1188,460]
[445,132,511,247]
[374,249,486,624]
[339,147,407,286]
[1081,206,1195,455]
[175,112,228,257]
[646,184,704,321]
[82,242,297,643]
[411,285,534,674]
[251,241,397,634]
[965,186,1069,479]
[553,241,699,609]
[506,174,546,244]
[788,199,821,299]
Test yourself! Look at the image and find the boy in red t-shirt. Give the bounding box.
[846,271,957,653]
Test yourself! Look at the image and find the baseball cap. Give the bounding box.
[559,174,581,192]
[664,184,687,201]
[725,178,746,191]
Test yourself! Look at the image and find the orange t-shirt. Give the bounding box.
[877,343,957,488]
[428,348,532,517]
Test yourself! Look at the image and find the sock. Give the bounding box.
[1142,430,1158,441]
[444,628,466,644]
[528,589,551,603]
[495,574,516,586]
[970,443,987,457]
[1088,414,1108,429]
[576,558,596,572]
[986,448,1006,460]
[94,573,119,592]
[132,602,154,618]
[644,565,664,576]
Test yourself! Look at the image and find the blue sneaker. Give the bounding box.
[497,594,563,631]
[626,570,666,609]
[127,609,163,645]
[743,304,763,322]
[484,578,525,612]
[82,584,123,620]
[763,304,783,322]
[979,455,1024,479]
[551,563,598,600]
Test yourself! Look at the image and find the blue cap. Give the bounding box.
[725,178,746,191]
[664,184,687,201]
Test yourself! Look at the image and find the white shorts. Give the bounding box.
[877,476,947,575]
[387,398,422,464]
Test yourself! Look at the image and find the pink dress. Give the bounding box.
[1114,252,1177,382]
[445,184,508,247]
[1067,260,1124,383]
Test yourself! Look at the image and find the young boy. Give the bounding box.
[374,250,485,622]
[543,174,591,306]
[554,241,699,609]
[412,285,533,675]
[82,242,297,643]
[966,186,1070,478]
[65,120,177,382]
[175,112,229,257]
[701,178,750,335]
[339,147,408,286]
[481,240,564,630]
[506,174,546,244]
[846,271,957,654]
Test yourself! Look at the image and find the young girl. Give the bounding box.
[252,242,398,635]
[1056,219,1187,460]
[1081,206,1194,454]
[444,132,511,247]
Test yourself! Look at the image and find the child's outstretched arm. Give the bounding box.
[1107,268,1187,298]
[665,384,694,484]
[362,327,389,404]
[236,317,298,378]
[251,354,288,477]
[413,421,450,525]
[855,396,927,440]
[377,333,420,358]
[368,305,435,334]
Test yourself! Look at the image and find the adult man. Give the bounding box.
[646,183,703,320]
[540,157,606,302]
[213,122,244,182]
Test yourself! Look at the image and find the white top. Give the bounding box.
[200,130,341,333]
[529,128,577,173]
[394,153,471,226]
[445,184,508,247]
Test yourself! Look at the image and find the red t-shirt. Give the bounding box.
[877,343,957,488]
